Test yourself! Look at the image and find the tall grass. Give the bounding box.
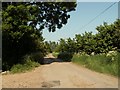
[72,52,120,77]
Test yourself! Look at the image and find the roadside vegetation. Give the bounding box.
[52,51,120,77]
[10,60,40,74]
[2,2,120,76]
[10,53,44,73]
[51,19,120,77]
[2,2,76,73]
[72,52,119,77]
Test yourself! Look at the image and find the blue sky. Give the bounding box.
[42,2,118,42]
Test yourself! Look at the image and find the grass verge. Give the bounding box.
[72,52,120,77]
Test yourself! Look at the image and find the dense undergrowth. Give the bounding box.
[10,52,43,73]
[10,60,40,73]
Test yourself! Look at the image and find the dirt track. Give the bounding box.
[2,54,118,88]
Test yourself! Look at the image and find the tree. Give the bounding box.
[112,19,120,50]
[2,2,77,32]
[2,2,77,70]
[66,38,76,53]
[44,41,51,53]
[95,20,120,53]
[49,41,58,52]
[44,41,58,53]
[56,19,120,55]
[57,38,67,52]
[81,32,95,54]
[74,34,83,53]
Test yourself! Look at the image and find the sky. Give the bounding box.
[42,2,118,42]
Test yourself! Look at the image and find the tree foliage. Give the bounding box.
[44,41,58,53]
[2,2,77,32]
[56,19,120,55]
[2,2,77,70]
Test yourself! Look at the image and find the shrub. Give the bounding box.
[57,52,73,62]
[10,52,44,73]
[29,52,45,64]
[10,59,40,73]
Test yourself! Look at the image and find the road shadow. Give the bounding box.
[42,57,64,65]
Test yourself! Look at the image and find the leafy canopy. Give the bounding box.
[2,2,77,70]
[2,2,77,32]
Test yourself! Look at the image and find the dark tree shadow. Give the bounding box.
[41,57,64,65]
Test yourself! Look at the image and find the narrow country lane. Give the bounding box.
[2,54,118,88]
